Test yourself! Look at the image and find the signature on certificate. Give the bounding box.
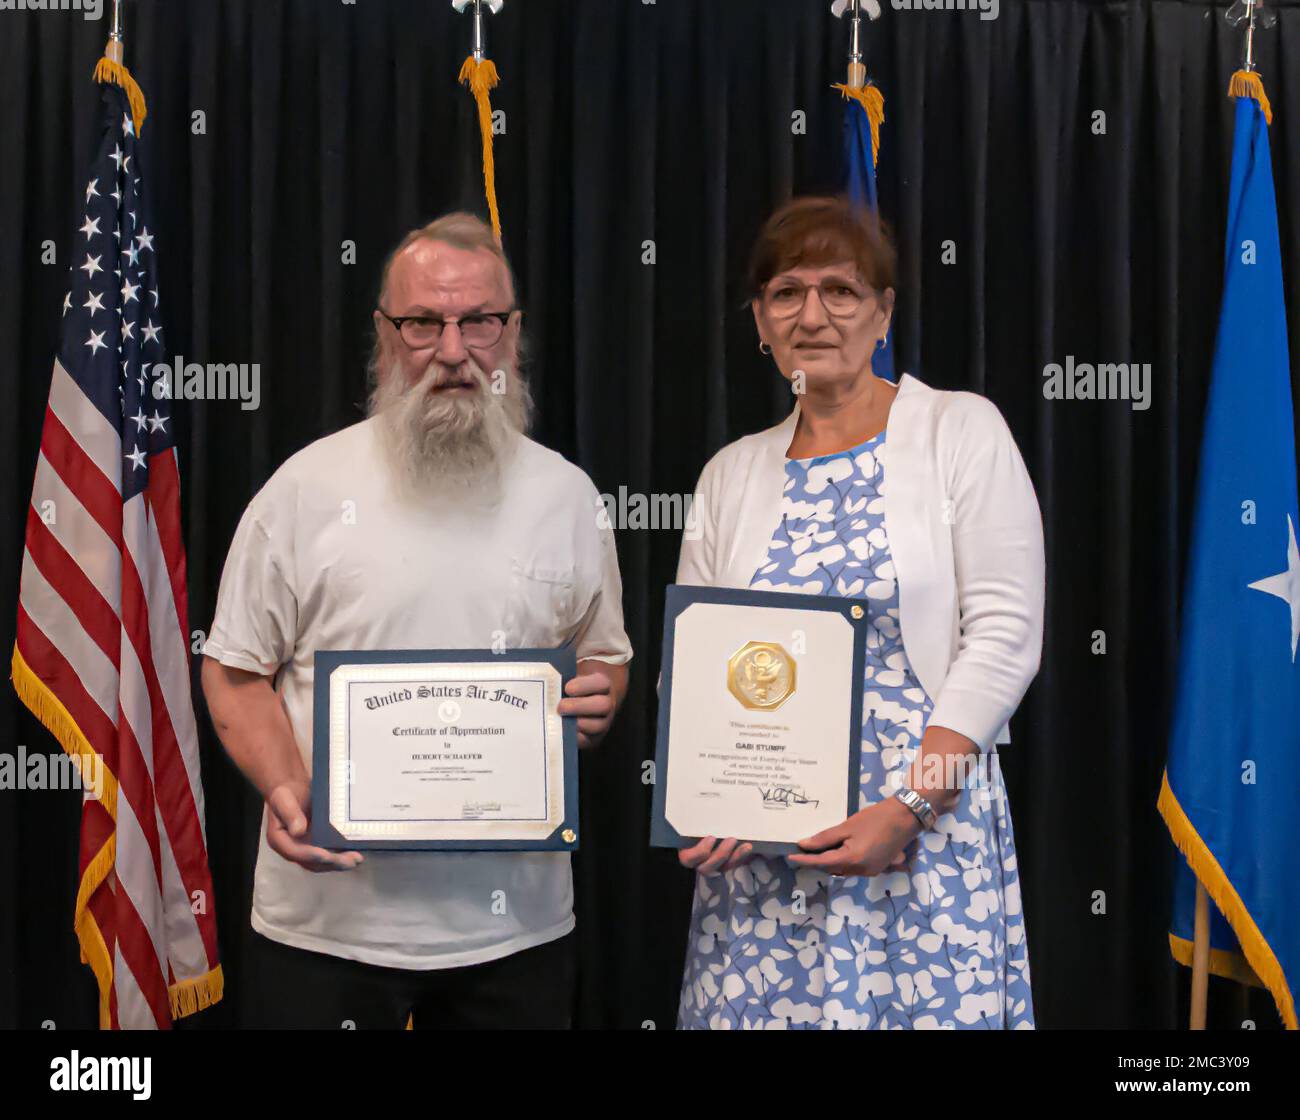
[758,786,819,809]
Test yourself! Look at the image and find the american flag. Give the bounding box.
[10,72,222,1029]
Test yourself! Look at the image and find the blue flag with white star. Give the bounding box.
[1160,78,1300,1030]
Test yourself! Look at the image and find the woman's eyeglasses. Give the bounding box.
[762,280,868,319]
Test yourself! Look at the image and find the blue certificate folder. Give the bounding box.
[310,647,579,852]
[650,585,867,856]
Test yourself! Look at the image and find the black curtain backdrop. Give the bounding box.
[1,0,1297,1031]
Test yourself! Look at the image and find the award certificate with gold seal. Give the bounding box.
[310,648,579,851]
[650,585,867,853]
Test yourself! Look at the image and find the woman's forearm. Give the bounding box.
[904,723,979,816]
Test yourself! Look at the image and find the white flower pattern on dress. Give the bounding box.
[677,431,1035,1030]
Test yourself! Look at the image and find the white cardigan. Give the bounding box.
[676,373,1045,749]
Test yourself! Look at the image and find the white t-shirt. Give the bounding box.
[203,417,632,970]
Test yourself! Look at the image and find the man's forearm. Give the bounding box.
[200,657,305,798]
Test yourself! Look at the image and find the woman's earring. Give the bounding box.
[759,341,773,356]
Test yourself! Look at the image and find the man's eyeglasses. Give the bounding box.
[762,279,869,320]
[377,308,518,349]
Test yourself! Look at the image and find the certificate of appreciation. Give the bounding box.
[650,585,867,853]
[310,648,578,851]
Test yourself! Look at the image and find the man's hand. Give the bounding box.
[786,798,920,877]
[265,780,364,873]
[558,661,626,748]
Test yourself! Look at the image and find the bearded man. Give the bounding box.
[201,213,631,1029]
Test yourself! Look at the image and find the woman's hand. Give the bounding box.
[678,836,755,875]
[787,797,921,877]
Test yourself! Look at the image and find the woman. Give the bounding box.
[674,196,1045,1030]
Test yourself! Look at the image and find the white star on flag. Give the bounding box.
[1247,514,1300,662]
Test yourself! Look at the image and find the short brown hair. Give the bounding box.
[747,195,896,300]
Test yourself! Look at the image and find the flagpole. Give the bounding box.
[107,0,124,64]
[1190,884,1210,1029]
[845,0,864,90]
[831,0,882,90]
[1241,0,1258,73]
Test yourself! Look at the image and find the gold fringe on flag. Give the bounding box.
[12,644,120,1027]
[833,81,885,166]
[459,56,502,241]
[93,57,148,137]
[1228,69,1273,126]
[1158,772,1296,1029]
[12,645,224,1025]
[169,966,226,1020]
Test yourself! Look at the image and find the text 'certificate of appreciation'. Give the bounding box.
[651,585,866,853]
[311,648,578,852]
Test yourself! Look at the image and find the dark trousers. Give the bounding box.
[242,929,577,1029]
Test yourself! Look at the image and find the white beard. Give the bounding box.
[367,355,532,506]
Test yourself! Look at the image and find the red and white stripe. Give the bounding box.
[15,358,220,1029]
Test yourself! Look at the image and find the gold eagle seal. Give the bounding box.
[727,641,797,711]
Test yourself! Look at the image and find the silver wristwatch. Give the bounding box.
[894,786,937,830]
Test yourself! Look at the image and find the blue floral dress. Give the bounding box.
[677,430,1035,1030]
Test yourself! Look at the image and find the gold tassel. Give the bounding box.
[833,81,885,167]
[459,57,502,242]
[93,57,148,136]
[1158,773,1296,1029]
[1228,69,1273,126]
